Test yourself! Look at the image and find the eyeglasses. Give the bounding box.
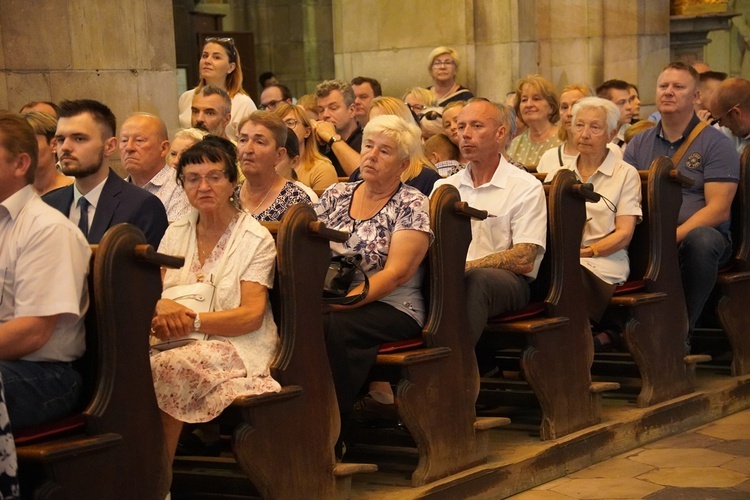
[259,100,283,111]
[284,118,299,128]
[573,122,607,135]
[432,60,455,67]
[407,103,426,114]
[180,170,229,187]
[710,103,740,126]
[421,110,442,121]
[204,37,236,60]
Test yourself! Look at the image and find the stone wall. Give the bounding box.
[0,0,178,132]
[331,0,670,111]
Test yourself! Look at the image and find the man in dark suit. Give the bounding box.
[43,99,167,248]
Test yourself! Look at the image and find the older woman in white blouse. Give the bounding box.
[551,97,642,350]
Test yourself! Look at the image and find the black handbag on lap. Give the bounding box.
[323,254,370,305]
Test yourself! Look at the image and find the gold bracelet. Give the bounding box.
[589,245,599,257]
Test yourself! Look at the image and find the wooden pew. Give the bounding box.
[714,144,750,375]
[593,157,709,407]
[16,223,177,499]
[172,203,375,499]
[347,185,509,487]
[480,169,618,440]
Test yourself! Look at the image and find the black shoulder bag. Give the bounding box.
[323,254,370,305]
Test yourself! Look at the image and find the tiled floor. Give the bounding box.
[509,408,750,499]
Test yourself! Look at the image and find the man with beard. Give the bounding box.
[43,99,167,248]
[191,85,232,139]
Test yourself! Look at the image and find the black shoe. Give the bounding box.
[352,395,398,423]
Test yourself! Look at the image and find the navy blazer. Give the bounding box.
[43,169,169,249]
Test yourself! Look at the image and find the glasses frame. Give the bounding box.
[204,37,237,61]
[710,103,741,126]
[432,60,455,68]
[180,170,230,188]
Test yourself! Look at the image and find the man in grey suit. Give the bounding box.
[43,100,167,248]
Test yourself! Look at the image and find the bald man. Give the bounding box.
[120,113,191,222]
[709,77,750,155]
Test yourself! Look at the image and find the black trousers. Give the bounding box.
[323,301,421,415]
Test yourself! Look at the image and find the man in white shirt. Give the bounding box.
[120,113,191,222]
[0,112,90,428]
[432,99,547,366]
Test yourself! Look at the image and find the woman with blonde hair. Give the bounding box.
[508,74,563,170]
[178,37,257,140]
[273,103,338,191]
[426,46,474,107]
[168,128,209,169]
[403,87,437,118]
[348,96,441,195]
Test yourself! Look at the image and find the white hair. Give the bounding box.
[571,96,621,135]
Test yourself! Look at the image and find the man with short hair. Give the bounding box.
[709,77,750,155]
[313,79,362,176]
[433,99,547,365]
[119,113,191,222]
[259,84,293,112]
[191,85,232,138]
[596,79,633,148]
[423,132,462,177]
[0,112,90,428]
[43,99,168,248]
[624,62,740,350]
[627,83,641,123]
[696,71,728,121]
[351,76,382,127]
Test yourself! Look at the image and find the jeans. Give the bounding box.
[679,226,733,349]
[0,360,82,429]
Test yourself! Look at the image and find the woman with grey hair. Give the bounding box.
[315,114,433,450]
[551,96,642,351]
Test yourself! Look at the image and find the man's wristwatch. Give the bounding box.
[193,313,201,332]
[328,134,342,147]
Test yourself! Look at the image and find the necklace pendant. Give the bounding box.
[197,271,205,282]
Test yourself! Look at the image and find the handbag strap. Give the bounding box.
[178,211,249,303]
[671,121,708,167]
[323,257,371,306]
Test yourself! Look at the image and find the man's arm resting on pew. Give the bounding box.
[0,315,58,360]
[676,181,737,243]
[465,243,539,275]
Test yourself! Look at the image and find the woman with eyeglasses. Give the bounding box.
[347,97,441,196]
[178,37,258,141]
[549,97,642,351]
[273,103,337,191]
[403,87,437,118]
[427,47,474,107]
[150,135,281,468]
[537,84,592,176]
